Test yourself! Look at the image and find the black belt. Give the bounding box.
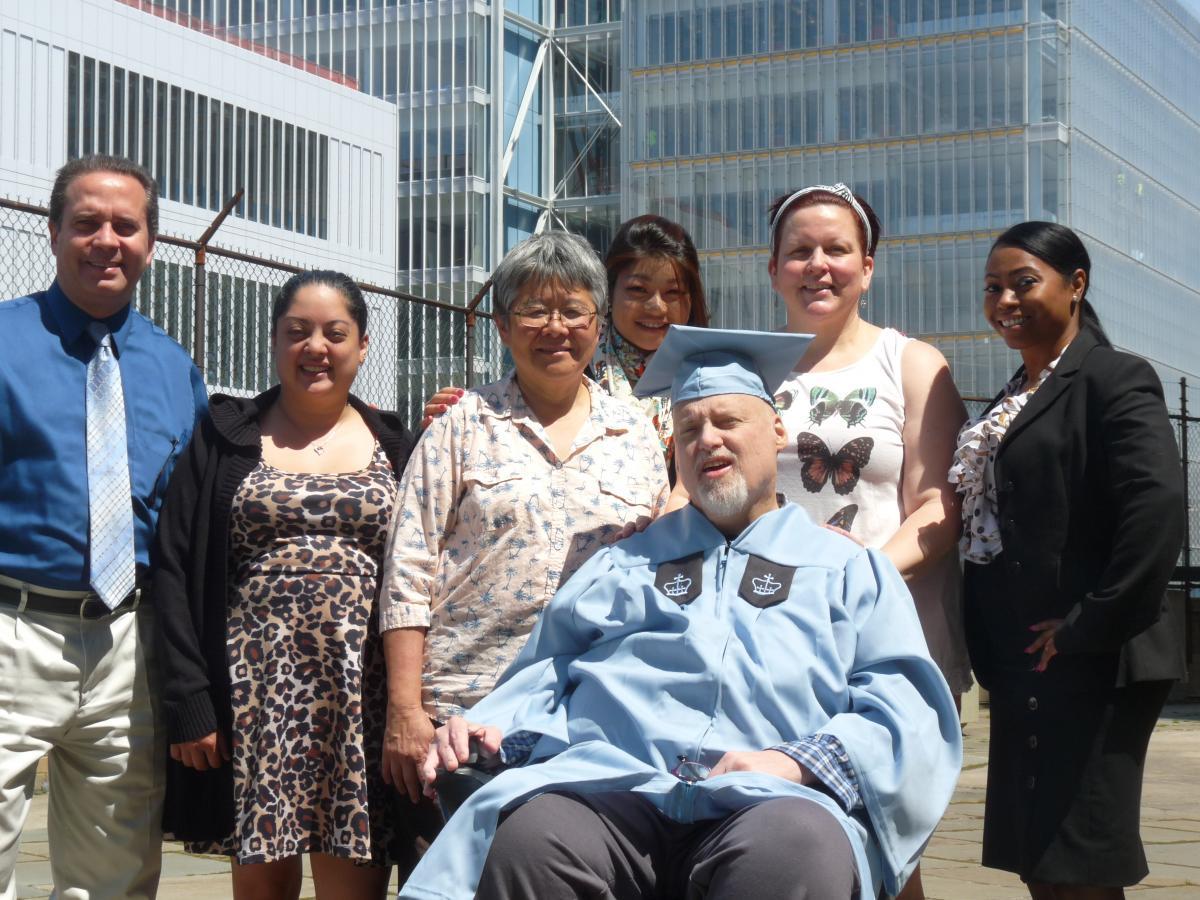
[0,580,142,619]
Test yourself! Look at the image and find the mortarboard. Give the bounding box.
[633,325,813,406]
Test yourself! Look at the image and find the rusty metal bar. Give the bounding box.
[464,278,493,389]
[191,189,244,370]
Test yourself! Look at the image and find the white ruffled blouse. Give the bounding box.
[949,351,1065,564]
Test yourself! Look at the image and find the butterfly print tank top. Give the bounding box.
[775,328,974,694]
[775,328,907,549]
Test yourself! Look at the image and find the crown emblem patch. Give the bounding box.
[750,573,782,596]
[655,553,703,606]
[663,574,693,598]
[739,555,795,609]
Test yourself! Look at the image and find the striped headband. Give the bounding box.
[768,183,874,255]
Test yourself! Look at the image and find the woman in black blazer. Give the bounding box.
[950,222,1184,899]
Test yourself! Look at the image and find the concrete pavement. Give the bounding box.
[12,705,1200,898]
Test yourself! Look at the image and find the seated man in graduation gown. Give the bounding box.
[402,326,963,900]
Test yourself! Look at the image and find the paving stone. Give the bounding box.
[1142,825,1200,843]
[922,872,1027,899]
[1157,819,1200,834]
[158,851,232,878]
[1143,841,1200,868]
[153,877,239,900]
[13,704,1200,897]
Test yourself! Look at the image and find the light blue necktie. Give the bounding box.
[86,322,136,609]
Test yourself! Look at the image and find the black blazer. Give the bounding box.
[964,323,1185,690]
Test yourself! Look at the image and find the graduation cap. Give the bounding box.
[633,325,813,406]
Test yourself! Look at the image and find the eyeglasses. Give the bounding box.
[670,755,710,784]
[509,305,598,330]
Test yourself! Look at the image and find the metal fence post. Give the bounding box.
[191,189,245,371]
[192,245,206,370]
[464,278,493,390]
[1182,377,1193,662]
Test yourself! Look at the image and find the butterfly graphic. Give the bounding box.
[808,386,877,427]
[826,504,859,531]
[795,432,874,495]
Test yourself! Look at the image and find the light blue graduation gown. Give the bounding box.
[400,503,962,900]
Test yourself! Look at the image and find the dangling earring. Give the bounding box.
[1070,293,1080,315]
[859,291,868,312]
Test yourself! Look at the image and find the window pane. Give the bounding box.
[295,127,307,233]
[112,68,126,157]
[261,116,273,225]
[196,95,208,209]
[170,86,182,201]
[83,56,95,154]
[155,80,168,192]
[235,107,247,215]
[67,52,80,158]
[307,130,318,236]
[246,111,258,220]
[283,123,295,231]
[272,119,283,228]
[142,78,155,173]
[209,100,221,209]
[319,134,328,239]
[98,62,110,154]
[222,102,234,203]
[127,73,140,163]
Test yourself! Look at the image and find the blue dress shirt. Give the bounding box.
[0,282,207,591]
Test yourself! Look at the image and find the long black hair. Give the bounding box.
[271,270,368,336]
[605,215,710,327]
[990,221,1108,343]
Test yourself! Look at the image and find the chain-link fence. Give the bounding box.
[1169,382,1199,668]
[0,196,500,427]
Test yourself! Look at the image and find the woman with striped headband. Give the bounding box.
[767,184,969,900]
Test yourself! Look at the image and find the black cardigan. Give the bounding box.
[963,323,1185,692]
[153,385,414,840]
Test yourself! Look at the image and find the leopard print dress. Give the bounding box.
[186,443,404,864]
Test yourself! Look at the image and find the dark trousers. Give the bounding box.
[477,791,859,900]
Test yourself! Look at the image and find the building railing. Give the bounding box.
[0,195,498,428]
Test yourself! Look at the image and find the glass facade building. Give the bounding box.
[138,0,623,381]
[110,0,1200,398]
[623,0,1200,399]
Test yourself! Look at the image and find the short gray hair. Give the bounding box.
[491,231,607,318]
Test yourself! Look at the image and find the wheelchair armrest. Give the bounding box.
[434,763,500,821]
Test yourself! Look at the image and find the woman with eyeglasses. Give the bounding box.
[766,184,970,900]
[375,232,670,806]
[423,215,709,484]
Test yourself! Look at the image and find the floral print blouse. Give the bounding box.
[379,370,670,717]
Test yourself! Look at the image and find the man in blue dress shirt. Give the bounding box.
[407,327,963,900]
[0,155,206,899]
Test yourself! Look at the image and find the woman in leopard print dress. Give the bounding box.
[155,272,435,898]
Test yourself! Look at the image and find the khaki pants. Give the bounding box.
[0,606,163,900]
